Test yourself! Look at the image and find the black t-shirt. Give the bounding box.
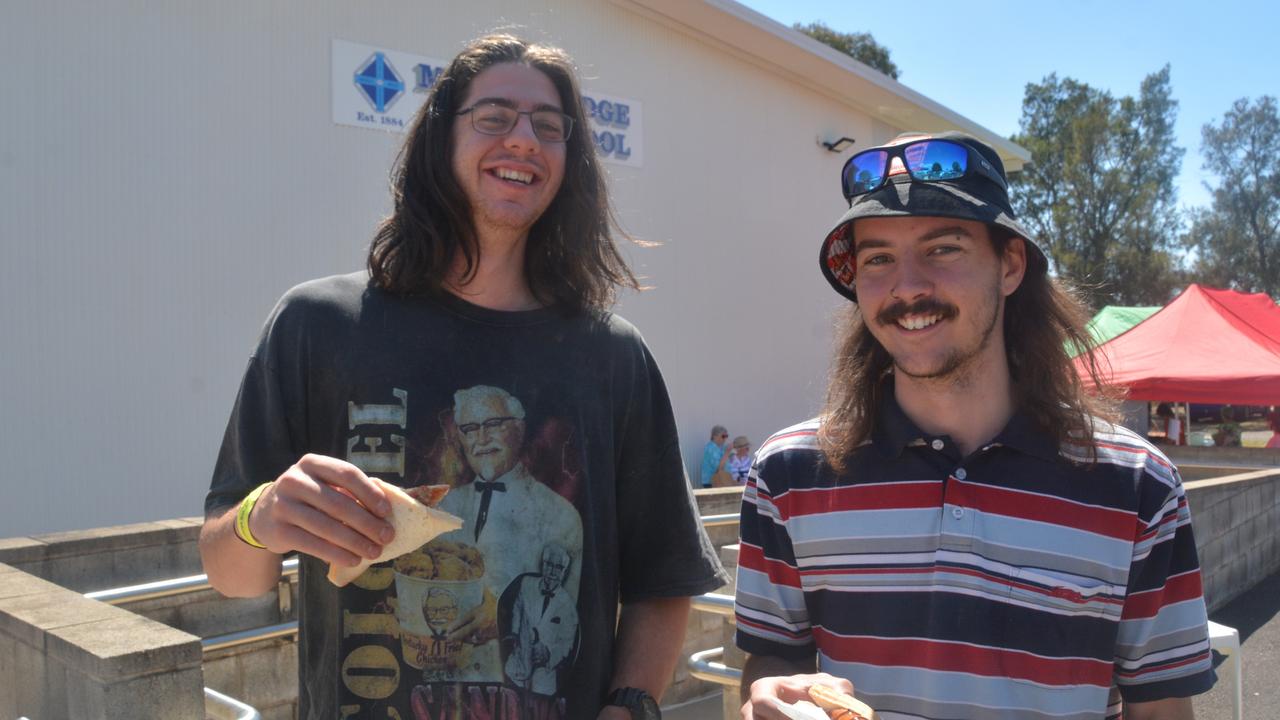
[207,272,727,720]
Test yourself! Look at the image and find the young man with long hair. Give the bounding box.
[200,34,725,720]
[735,132,1213,719]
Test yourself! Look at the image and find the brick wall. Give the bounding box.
[1185,469,1280,612]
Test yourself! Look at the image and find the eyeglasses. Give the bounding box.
[458,416,517,436]
[841,138,1008,202]
[457,102,574,143]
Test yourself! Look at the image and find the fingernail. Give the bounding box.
[380,526,394,543]
[377,500,391,515]
[368,543,381,558]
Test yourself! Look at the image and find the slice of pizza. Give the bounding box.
[808,685,877,720]
[327,480,463,587]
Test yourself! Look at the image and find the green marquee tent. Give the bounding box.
[1071,305,1160,357]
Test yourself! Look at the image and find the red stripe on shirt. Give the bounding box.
[946,480,1137,541]
[739,542,803,588]
[1093,440,1174,471]
[1136,501,1184,543]
[787,481,944,518]
[1121,571,1204,620]
[1116,650,1212,679]
[812,629,1114,687]
[736,614,810,640]
[758,428,817,456]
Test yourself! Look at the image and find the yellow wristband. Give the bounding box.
[234,483,271,549]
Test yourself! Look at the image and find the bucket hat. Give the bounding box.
[819,131,1047,302]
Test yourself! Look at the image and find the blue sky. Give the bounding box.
[739,0,1278,210]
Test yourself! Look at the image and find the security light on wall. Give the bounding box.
[820,136,856,153]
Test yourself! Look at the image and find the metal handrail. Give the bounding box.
[85,557,299,606]
[688,646,740,686]
[83,510,737,605]
[203,621,299,653]
[204,686,263,720]
[701,513,739,527]
[691,592,736,617]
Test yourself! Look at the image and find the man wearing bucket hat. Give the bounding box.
[734,132,1214,719]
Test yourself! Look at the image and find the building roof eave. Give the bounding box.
[608,0,1030,171]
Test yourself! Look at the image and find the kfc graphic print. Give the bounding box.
[339,385,583,720]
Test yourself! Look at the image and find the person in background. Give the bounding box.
[699,425,730,488]
[1215,405,1242,447]
[726,436,753,485]
[1156,402,1183,446]
[1265,409,1280,449]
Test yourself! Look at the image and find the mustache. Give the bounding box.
[875,298,958,327]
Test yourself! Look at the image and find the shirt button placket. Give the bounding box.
[946,466,972,544]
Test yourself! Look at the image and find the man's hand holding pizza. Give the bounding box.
[247,453,395,568]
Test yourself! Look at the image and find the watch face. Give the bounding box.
[610,688,661,720]
[638,695,661,720]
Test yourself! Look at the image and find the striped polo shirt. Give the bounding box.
[735,395,1215,719]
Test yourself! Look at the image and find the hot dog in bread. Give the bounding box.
[808,684,877,720]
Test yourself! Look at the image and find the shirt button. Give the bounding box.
[955,468,968,480]
[931,439,944,450]
[952,507,965,519]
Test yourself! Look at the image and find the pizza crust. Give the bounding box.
[326,479,463,587]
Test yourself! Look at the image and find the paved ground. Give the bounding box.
[1194,570,1280,720]
[668,571,1280,720]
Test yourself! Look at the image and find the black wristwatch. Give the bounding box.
[605,687,661,720]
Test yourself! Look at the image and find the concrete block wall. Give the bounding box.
[203,637,300,720]
[663,487,740,706]
[1166,445,1280,469]
[0,491,745,716]
[0,517,204,593]
[1,469,1276,718]
[0,563,204,719]
[1185,469,1280,612]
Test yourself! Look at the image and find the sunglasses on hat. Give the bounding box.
[841,138,1008,203]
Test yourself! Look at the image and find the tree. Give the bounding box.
[1186,96,1280,296]
[794,21,900,80]
[1010,66,1184,308]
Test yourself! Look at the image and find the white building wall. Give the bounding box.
[1,0,904,535]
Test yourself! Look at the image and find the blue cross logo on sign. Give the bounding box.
[354,52,405,113]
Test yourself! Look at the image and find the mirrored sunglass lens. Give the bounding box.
[846,151,889,195]
[905,141,968,181]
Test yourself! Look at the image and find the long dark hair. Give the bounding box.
[367,33,639,313]
[818,227,1118,473]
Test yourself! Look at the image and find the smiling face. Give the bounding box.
[456,394,525,481]
[851,216,1026,385]
[423,589,460,631]
[450,62,567,244]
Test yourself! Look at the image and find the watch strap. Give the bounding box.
[605,687,660,719]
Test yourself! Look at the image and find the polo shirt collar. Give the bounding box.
[871,387,928,458]
[984,410,1061,463]
[871,380,1060,462]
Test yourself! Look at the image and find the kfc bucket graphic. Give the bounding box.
[392,544,484,670]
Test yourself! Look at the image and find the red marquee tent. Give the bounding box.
[1078,284,1280,403]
